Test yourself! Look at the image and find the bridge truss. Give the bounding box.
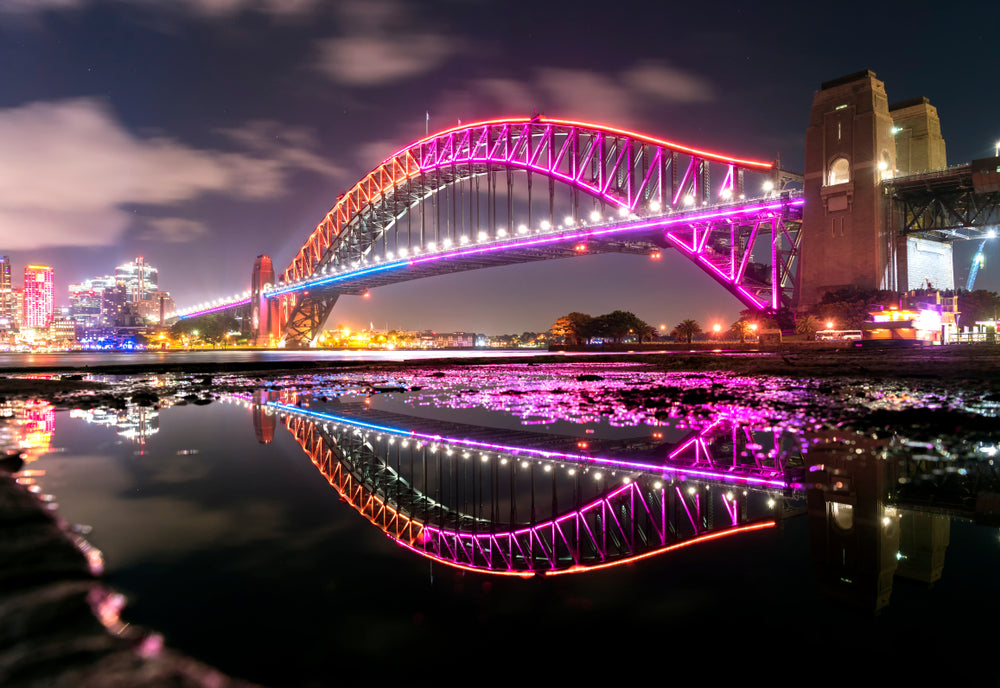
[274,400,790,576]
[885,163,1000,240]
[262,118,799,344]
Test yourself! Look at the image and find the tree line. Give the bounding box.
[550,311,654,344]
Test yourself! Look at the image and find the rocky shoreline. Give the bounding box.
[0,455,257,688]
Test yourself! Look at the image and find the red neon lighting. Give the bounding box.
[402,118,773,170]
[543,521,776,576]
[395,540,536,578]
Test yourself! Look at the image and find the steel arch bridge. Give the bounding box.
[239,118,802,345]
[258,397,794,576]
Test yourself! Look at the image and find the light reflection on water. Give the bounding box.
[4,364,1000,685]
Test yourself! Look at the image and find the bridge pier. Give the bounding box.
[250,254,280,347]
[799,70,953,309]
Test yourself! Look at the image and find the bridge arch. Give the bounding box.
[265,118,797,344]
[271,399,783,576]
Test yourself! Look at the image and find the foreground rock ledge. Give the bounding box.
[0,472,258,688]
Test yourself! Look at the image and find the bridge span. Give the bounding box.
[173,118,801,346]
[173,72,1000,345]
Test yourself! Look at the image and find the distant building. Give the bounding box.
[23,265,54,329]
[69,276,119,328]
[13,287,23,330]
[0,255,13,330]
[432,332,476,348]
[49,316,77,342]
[115,257,158,303]
[135,290,175,325]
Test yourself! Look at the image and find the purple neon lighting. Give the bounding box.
[265,196,802,305]
[178,298,251,320]
[272,402,789,488]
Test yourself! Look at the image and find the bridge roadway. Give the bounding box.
[885,159,1000,240]
[267,397,797,489]
[265,192,804,308]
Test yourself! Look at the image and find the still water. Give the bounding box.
[7,363,1000,684]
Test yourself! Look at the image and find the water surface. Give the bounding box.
[7,363,999,685]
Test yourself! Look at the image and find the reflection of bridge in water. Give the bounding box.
[244,391,1000,610]
[253,392,801,577]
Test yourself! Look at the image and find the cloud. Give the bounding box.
[426,62,715,133]
[140,217,210,243]
[623,61,715,103]
[355,139,407,170]
[0,0,322,16]
[215,120,343,178]
[0,98,340,250]
[314,0,460,86]
[316,34,457,86]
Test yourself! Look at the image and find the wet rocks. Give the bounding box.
[0,471,257,688]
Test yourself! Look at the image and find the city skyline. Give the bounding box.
[1,1,998,335]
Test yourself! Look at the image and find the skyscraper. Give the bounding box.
[115,257,158,303]
[0,255,12,330]
[23,265,54,329]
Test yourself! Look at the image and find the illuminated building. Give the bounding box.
[862,291,959,344]
[49,315,77,342]
[23,265,54,329]
[0,255,13,330]
[115,256,159,303]
[69,276,116,327]
[135,290,176,325]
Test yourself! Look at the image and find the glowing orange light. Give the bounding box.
[363,291,371,299]
[650,251,662,259]
[574,243,588,252]
[544,521,776,576]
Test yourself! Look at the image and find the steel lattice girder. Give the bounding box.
[894,189,1000,239]
[273,120,785,341]
[276,403,783,575]
[282,293,339,345]
[280,118,772,284]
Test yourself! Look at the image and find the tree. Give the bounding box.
[170,313,239,344]
[730,318,756,343]
[955,289,1000,324]
[810,287,897,329]
[551,312,594,344]
[591,310,650,343]
[674,319,702,344]
[796,315,820,339]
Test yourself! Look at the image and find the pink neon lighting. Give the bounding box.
[399,118,774,170]
[543,522,777,576]
[672,158,697,206]
[180,298,251,320]
[273,403,790,488]
[395,539,535,578]
[266,196,802,314]
[273,402,786,576]
[407,198,801,268]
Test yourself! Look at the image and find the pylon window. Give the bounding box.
[828,157,850,186]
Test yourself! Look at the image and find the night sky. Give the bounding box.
[1,0,997,334]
